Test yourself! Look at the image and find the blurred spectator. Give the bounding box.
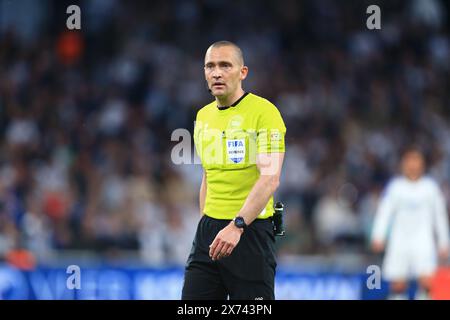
[313,178,363,250]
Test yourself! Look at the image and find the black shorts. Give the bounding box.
[181,215,277,300]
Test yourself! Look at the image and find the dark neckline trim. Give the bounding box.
[217,92,249,111]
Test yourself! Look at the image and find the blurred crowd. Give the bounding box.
[0,0,449,267]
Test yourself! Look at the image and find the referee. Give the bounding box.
[181,41,286,300]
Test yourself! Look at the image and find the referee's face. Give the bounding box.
[204,46,247,100]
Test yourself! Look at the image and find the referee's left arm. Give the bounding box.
[209,152,284,261]
[235,152,285,225]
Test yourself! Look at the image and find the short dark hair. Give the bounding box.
[400,144,425,158]
[207,40,244,65]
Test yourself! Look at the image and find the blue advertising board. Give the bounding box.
[0,264,392,300]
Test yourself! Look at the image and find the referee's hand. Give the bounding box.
[209,222,243,261]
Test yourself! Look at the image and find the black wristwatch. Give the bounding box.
[233,216,247,231]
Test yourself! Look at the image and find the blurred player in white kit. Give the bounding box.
[371,147,450,300]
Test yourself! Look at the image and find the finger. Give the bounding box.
[224,244,234,256]
[217,242,227,260]
[217,243,231,260]
[210,238,225,259]
[209,237,220,257]
[212,241,226,261]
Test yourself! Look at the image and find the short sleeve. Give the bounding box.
[257,103,286,153]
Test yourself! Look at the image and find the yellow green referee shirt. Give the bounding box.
[194,92,286,220]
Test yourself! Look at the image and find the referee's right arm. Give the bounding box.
[199,171,207,216]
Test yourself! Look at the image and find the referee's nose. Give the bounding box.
[211,68,223,80]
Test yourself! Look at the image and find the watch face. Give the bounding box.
[235,217,245,228]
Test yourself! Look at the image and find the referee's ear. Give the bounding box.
[240,66,249,81]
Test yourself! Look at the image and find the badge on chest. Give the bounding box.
[227,139,246,163]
